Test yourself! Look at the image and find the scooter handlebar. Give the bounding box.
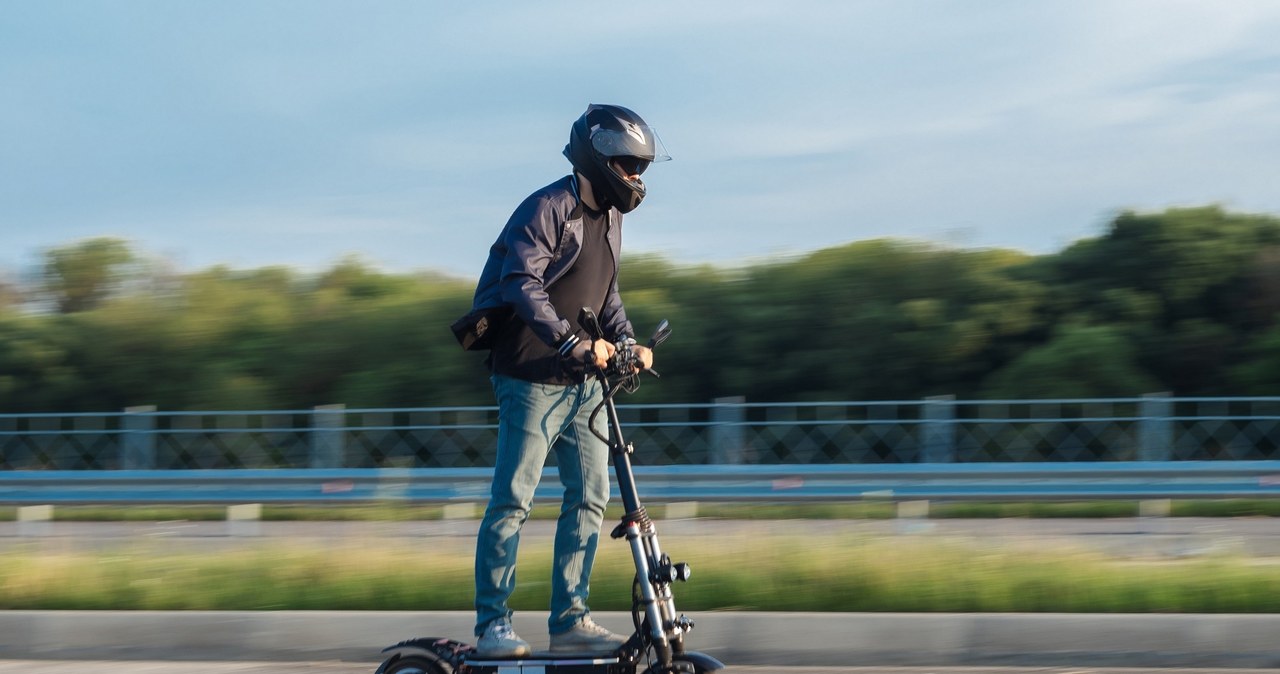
[578,307,669,382]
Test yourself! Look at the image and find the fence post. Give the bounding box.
[921,395,955,463]
[121,405,157,470]
[311,404,346,469]
[709,396,745,464]
[1139,392,1173,461]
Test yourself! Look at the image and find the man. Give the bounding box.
[463,104,671,657]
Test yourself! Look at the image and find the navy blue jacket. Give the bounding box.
[469,175,634,353]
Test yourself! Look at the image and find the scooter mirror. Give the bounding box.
[648,319,671,349]
[578,307,605,340]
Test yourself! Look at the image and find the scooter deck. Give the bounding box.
[464,651,629,674]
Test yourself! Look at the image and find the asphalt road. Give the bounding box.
[2,664,1278,674]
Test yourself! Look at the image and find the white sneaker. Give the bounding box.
[549,617,628,653]
[476,620,531,658]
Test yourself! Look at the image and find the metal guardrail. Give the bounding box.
[4,396,1280,470]
[3,462,1280,505]
[4,397,1280,509]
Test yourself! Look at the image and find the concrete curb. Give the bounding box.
[2,611,1279,668]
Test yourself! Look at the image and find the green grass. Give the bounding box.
[3,535,1280,612]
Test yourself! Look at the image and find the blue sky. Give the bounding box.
[3,1,1279,278]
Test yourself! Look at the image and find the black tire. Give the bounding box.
[643,659,698,674]
[674,654,725,674]
[378,654,451,674]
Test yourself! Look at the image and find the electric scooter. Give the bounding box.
[374,309,725,674]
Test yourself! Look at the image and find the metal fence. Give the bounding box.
[3,396,1280,471]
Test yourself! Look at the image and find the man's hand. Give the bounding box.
[570,338,615,369]
[632,344,653,372]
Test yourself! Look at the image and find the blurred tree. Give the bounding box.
[6,204,1280,412]
[715,240,1050,401]
[1235,246,1280,331]
[0,274,22,312]
[1053,207,1280,320]
[1032,207,1280,395]
[1230,324,1280,394]
[1154,319,1235,395]
[981,324,1161,398]
[316,255,420,300]
[41,237,136,313]
[0,314,89,411]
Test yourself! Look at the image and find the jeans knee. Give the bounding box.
[485,501,531,528]
[563,485,608,518]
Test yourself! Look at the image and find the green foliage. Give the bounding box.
[40,237,137,313]
[1230,324,1280,394]
[3,205,1280,412]
[981,324,1161,398]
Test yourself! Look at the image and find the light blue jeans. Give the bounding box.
[475,374,611,637]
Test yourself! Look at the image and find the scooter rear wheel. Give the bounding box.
[378,654,451,674]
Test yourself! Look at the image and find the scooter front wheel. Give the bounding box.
[642,659,700,674]
[646,653,725,674]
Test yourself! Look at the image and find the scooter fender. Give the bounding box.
[677,651,725,673]
[374,653,405,674]
[378,637,471,672]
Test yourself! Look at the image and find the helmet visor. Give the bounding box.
[611,155,651,178]
[590,123,672,166]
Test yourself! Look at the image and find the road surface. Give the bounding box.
[2,665,1279,674]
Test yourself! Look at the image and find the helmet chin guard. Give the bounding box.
[563,104,670,213]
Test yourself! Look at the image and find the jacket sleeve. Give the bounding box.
[497,193,577,350]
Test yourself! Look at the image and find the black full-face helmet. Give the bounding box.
[563,104,671,213]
